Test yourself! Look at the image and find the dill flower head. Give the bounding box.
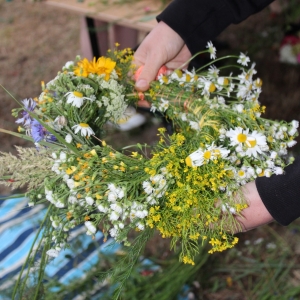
[74,57,116,80]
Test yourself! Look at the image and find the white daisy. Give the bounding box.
[185,148,204,167]
[237,52,250,66]
[158,98,169,112]
[206,41,217,59]
[72,123,95,137]
[226,127,249,147]
[65,91,93,108]
[244,131,267,158]
[207,65,220,78]
[185,144,229,167]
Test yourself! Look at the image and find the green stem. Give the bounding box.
[12,204,53,300]
[196,55,240,72]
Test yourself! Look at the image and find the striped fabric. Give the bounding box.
[0,197,190,300]
[0,197,120,299]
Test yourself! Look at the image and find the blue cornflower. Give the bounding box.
[16,98,36,126]
[31,119,57,143]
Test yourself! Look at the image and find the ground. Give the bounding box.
[0,0,300,299]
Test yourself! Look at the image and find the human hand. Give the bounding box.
[133,21,191,92]
[235,181,274,232]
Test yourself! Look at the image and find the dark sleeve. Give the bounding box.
[157,0,274,56]
[256,156,300,226]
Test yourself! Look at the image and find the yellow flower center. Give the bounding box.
[185,156,193,167]
[73,91,83,98]
[213,149,221,157]
[223,78,229,85]
[237,133,247,143]
[255,78,263,87]
[238,170,245,177]
[79,123,89,128]
[175,69,182,78]
[246,138,257,148]
[203,151,211,160]
[209,83,216,93]
[186,74,191,82]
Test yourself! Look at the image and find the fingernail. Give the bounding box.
[135,79,147,90]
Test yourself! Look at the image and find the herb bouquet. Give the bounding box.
[0,43,298,298]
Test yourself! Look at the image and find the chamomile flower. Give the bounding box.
[237,52,250,66]
[206,41,217,59]
[72,123,95,137]
[200,79,216,95]
[65,91,93,108]
[207,65,220,78]
[226,127,250,147]
[158,98,169,112]
[244,131,267,158]
[185,144,229,167]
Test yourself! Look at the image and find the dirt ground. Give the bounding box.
[0,0,300,298]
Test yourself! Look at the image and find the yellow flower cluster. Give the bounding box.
[144,130,242,263]
[74,57,116,80]
[208,236,239,254]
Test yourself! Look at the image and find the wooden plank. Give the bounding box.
[45,0,169,32]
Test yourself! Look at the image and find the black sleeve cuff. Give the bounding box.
[256,156,300,226]
[157,0,274,56]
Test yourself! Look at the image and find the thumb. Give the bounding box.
[135,57,165,92]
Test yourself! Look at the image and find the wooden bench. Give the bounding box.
[45,0,170,58]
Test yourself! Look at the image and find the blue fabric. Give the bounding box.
[0,197,190,300]
[0,197,120,299]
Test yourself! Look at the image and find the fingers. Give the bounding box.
[135,55,166,92]
[133,21,185,92]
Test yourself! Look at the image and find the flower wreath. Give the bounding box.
[0,43,298,290]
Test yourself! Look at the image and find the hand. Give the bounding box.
[235,181,274,232]
[133,21,191,92]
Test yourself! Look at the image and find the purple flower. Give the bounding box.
[31,119,57,143]
[16,98,36,126]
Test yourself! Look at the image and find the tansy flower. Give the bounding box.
[72,123,95,137]
[65,91,94,108]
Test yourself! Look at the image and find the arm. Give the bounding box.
[134,0,274,91]
[157,0,275,57]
